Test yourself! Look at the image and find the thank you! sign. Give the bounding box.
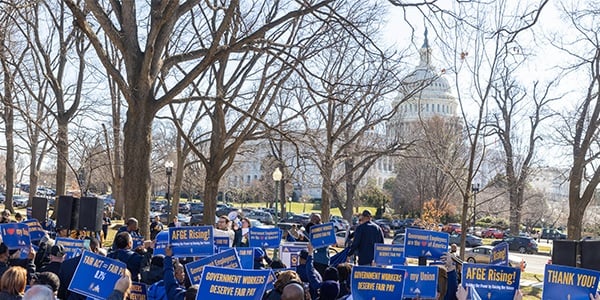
[462,263,521,300]
[56,237,85,259]
[68,250,127,300]
[490,242,509,266]
[169,226,213,257]
[402,266,438,299]
[309,222,336,249]
[249,227,281,249]
[404,228,448,259]
[351,266,405,300]
[186,248,241,285]
[542,264,600,300]
[374,243,405,266]
[196,266,270,300]
[0,223,31,257]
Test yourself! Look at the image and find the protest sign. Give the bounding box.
[542,264,600,300]
[215,236,230,249]
[186,248,241,285]
[196,266,270,300]
[132,236,144,249]
[235,247,256,269]
[153,231,168,256]
[374,243,405,266]
[68,250,127,300]
[169,226,213,257]
[129,282,147,300]
[249,227,281,249]
[56,237,85,259]
[402,266,438,299]
[404,228,448,260]
[279,242,308,267]
[0,223,31,258]
[24,219,46,241]
[462,263,521,300]
[309,222,336,249]
[490,242,509,266]
[351,266,406,300]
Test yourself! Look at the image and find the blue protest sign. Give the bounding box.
[129,282,147,300]
[196,266,270,300]
[490,242,509,266]
[131,236,144,249]
[56,237,86,259]
[24,219,46,241]
[351,266,405,300]
[542,264,600,300]
[186,248,241,285]
[374,243,405,266]
[153,231,168,256]
[401,266,438,299]
[403,228,448,259]
[0,223,31,257]
[249,227,281,249]
[68,250,127,300]
[215,236,230,249]
[462,263,520,300]
[235,247,256,269]
[169,226,213,257]
[309,222,336,249]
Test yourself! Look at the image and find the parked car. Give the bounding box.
[149,212,191,225]
[492,236,538,254]
[373,220,392,238]
[335,230,351,247]
[13,195,28,207]
[246,210,274,225]
[392,233,405,245]
[442,223,462,234]
[541,228,567,240]
[0,193,5,204]
[464,246,526,269]
[284,214,310,227]
[189,203,204,214]
[150,201,164,212]
[216,206,240,217]
[330,217,350,231]
[481,228,504,239]
[449,234,483,247]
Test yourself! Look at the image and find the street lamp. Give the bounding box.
[272,167,282,259]
[472,183,480,228]
[165,161,174,224]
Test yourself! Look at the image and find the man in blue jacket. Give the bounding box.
[348,210,384,266]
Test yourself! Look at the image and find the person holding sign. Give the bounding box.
[306,213,330,276]
[108,232,153,282]
[348,210,384,266]
[164,246,198,300]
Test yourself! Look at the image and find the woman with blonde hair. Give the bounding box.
[0,266,27,299]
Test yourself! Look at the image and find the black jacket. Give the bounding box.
[107,248,152,282]
[348,220,384,265]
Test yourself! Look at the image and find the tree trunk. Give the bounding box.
[459,193,470,260]
[171,158,185,224]
[567,199,585,240]
[56,120,68,196]
[122,108,154,239]
[203,175,219,226]
[2,71,14,213]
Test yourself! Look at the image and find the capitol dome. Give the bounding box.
[392,29,458,123]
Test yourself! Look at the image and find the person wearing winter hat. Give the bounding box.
[318,280,340,300]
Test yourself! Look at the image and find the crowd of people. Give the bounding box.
[0,208,514,300]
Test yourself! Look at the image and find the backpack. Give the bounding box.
[148,280,167,300]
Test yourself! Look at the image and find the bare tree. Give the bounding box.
[64,1,336,236]
[553,2,600,239]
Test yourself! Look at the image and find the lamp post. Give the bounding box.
[165,161,174,224]
[472,183,480,229]
[272,167,282,259]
